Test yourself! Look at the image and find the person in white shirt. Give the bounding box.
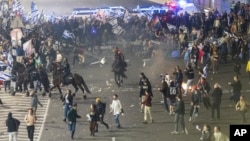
[110,94,123,128]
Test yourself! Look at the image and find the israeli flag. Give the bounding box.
[12,0,22,12]
[7,53,13,68]
[62,30,75,39]
[31,2,39,21]
[0,71,11,81]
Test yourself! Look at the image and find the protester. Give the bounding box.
[141,91,153,124]
[67,103,81,140]
[30,91,43,117]
[228,76,242,104]
[171,94,188,135]
[24,108,36,141]
[211,83,223,121]
[211,126,229,141]
[62,89,74,122]
[196,124,212,141]
[158,76,169,113]
[235,95,250,124]
[6,112,20,141]
[95,98,109,131]
[139,72,152,112]
[110,94,123,128]
[189,86,200,122]
[184,64,195,96]
[89,103,98,136]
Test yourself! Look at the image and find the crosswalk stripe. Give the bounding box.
[0,92,50,141]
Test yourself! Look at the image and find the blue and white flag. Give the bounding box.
[7,53,13,68]
[62,30,75,39]
[12,0,22,12]
[0,71,11,81]
[31,2,39,22]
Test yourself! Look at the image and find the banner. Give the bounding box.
[23,40,34,56]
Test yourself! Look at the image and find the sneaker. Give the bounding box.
[185,128,189,135]
[142,121,147,124]
[150,119,154,123]
[171,131,179,134]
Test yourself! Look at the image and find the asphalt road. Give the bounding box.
[38,49,250,141]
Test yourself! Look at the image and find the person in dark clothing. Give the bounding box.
[6,112,20,141]
[228,76,242,104]
[171,95,188,135]
[211,83,223,120]
[184,64,195,96]
[25,53,36,89]
[89,103,98,136]
[173,65,183,95]
[139,72,153,112]
[158,79,169,112]
[67,103,81,140]
[234,55,241,76]
[189,86,201,121]
[62,89,74,122]
[95,98,109,132]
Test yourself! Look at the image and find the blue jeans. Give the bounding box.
[114,114,120,127]
[68,122,76,132]
[64,103,70,119]
[163,96,169,112]
[174,114,185,132]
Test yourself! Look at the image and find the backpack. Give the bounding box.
[15,119,20,131]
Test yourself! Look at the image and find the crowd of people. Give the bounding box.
[1,0,250,141]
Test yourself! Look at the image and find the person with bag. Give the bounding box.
[110,94,123,128]
[6,112,20,141]
[95,98,109,132]
[235,95,250,124]
[67,103,81,140]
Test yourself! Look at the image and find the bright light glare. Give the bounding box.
[178,0,187,7]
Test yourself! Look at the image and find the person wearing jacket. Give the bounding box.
[158,78,169,112]
[141,91,153,124]
[197,124,212,141]
[235,95,250,124]
[184,64,195,96]
[89,103,98,136]
[171,94,188,135]
[228,76,242,104]
[6,112,20,141]
[189,86,201,121]
[95,98,109,132]
[139,72,152,113]
[62,89,73,122]
[67,103,81,140]
[30,91,43,117]
[211,83,222,121]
